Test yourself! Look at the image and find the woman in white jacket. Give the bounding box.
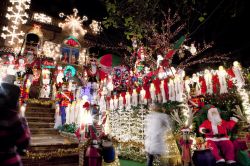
[144,103,171,166]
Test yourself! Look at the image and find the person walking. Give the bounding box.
[0,75,31,166]
[144,103,171,166]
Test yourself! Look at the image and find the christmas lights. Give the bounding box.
[59,8,88,38]
[1,25,25,45]
[1,0,31,46]
[33,13,52,24]
[90,20,102,34]
[78,48,88,65]
[42,41,61,60]
[235,82,250,123]
[7,0,30,25]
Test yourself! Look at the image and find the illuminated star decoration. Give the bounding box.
[1,0,31,46]
[59,8,88,38]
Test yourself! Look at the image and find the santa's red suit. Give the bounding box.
[199,108,238,164]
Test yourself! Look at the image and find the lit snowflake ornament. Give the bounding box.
[59,8,88,38]
[1,0,30,46]
[7,0,31,25]
[1,25,25,45]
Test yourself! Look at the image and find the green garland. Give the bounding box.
[25,98,55,106]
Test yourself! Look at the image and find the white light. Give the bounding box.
[190,43,197,55]
[58,8,88,38]
[235,82,250,123]
[1,0,30,46]
[33,13,52,24]
[42,41,61,60]
[20,104,26,117]
[89,20,102,34]
[78,48,88,65]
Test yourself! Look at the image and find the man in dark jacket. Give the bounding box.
[0,75,31,166]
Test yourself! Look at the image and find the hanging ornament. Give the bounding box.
[157,55,164,68]
[183,43,197,56]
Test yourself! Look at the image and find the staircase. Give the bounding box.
[22,103,79,166]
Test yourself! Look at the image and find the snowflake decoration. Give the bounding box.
[6,0,31,25]
[59,8,88,38]
[1,25,25,45]
[1,0,31,46]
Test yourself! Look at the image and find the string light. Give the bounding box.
[179,56,229,69]
[33,13,52,24]
[1,25,25,45]
[42,41,61,60]
[1,0,30,46]
[59,8,88,38]
[78,48,88,65]
[108,105,181,163]
[89,20,102,34]
[6,0,30,25]
[235,82,250,123]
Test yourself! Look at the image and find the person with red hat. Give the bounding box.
[199,107,238,166]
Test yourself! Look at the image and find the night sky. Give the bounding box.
[3,0,250,67]
[30,0,107,20]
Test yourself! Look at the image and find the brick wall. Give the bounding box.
[237,122,250,149]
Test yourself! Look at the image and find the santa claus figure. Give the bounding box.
[87,57,98,83]
[199,107,238,166]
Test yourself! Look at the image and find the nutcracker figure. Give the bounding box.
[189,84,205,112]
[57,83,74,125]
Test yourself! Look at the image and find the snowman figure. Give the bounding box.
[40,69,51,98]
[40,78,51,98]
[56,66,64,84]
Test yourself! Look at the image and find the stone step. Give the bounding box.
[22,153,79,166]
[28,122,55,128]
[26,106,55,113]
[26,116,54,123]
[25,111,54,118]
[27,102,53,108]
[30,128,58,135]
[28,143,79,153]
